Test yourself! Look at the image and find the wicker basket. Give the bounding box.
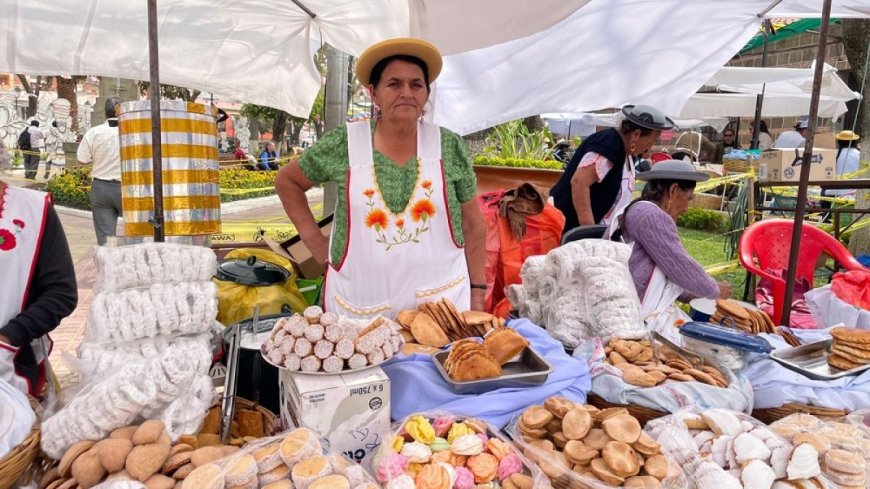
[752,403,847,425]
[231,398,280,436]
[723,157,758,174]
[0,397,42,488]
[691,192,725,211]
[586,393,668,427]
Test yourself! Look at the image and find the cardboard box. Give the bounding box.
[759,148,835,182]
[279,367,390,466]
[261,214,333,279]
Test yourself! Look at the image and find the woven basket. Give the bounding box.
[691,192,724,211]
[723,157,758,174]
[232,398,280,436]
[586,393,668,427]
[0,397,42,488]
[752,403,847,425]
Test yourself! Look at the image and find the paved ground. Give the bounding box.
[3,168,320,386]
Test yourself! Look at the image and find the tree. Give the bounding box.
[16,75,53,118]
[56,76,84,133]
[136,82,201,102]
[841,19,870,255]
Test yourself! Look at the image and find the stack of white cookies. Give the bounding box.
[262,307,403,374]
[771,413,870,488]
[181,428,379,489]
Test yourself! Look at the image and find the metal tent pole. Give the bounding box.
[750,20,774,150]
[147,0,165,242]
[780,0,833,326]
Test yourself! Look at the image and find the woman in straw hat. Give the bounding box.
[613,160,731,332]
[823,130,862,202]
[276,38,485,318]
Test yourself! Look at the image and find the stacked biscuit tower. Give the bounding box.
[709,299,800,347]
[41,243,218,460]
[827,327,870,371]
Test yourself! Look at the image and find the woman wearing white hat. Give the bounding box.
[614,160,731,333]
[276,38,485,318]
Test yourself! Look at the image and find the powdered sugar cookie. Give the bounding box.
[283,354,302,371]
[324,324,344,342]
[348,353,368,370]
[314,340,335,359]
[287,315,308,337]
[304,306,324,324]
[305,324,325,343]
[367,349,385,365]
[280,337,296,355]
[320,312,339,327]
[301,355,322,372]
[323,355,344,373]
[267,349,285,367]
[294,338,313,357]
[335,339,354,360]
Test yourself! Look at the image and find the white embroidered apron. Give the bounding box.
[323,120,470,319]
[604,156,636,239]
[0,185,53,395]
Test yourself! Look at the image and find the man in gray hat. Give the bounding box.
[550,104,674,238]
[773,117,810,149]
[77,97,123,245]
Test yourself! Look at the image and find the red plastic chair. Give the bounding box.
[738,219,868,325]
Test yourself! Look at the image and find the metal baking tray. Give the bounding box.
[769,339,870,380]
[433,347,552,395]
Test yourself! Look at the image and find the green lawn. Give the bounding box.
[678,227,748,299]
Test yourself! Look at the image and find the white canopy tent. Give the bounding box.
[2,0,869,133]
[678,63,862,119]
[542,112,731,137]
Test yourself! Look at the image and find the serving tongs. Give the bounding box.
[650,331,705,369]
[221,306,259,444]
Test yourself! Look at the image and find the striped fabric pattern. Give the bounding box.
[118,100,221,237]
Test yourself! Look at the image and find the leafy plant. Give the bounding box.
[46,167,92,210]
[482,120,554,161]
[677,207,728,233]
[473,155,562,170]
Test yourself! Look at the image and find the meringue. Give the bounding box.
[453,466,475,489]
[451,434,484,456]
[376,453,410,483]
[447,422,475,443]
[407,415,437,444]
[384,474,416,489]
[429,437,450,452]
[401,442,433,463]
[497,454,524,481]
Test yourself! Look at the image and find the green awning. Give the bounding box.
[740,18,837,54]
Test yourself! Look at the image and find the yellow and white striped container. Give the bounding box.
[117,100,221,236]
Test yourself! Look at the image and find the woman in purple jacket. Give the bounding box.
[618,160,732,310]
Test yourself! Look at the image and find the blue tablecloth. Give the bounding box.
[381,318,591,429]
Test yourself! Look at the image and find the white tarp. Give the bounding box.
[679,63,861,119]
[542,112,731,137]
[1,0,868,131]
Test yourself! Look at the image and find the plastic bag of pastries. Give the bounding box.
[645,407,835,489]
[373,410,551,488]
[506,396,689,489]
[179,427,380,489]
[575,337,754,416]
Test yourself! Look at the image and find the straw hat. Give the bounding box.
[637,159,710,182]
[355,38,443,87]
[835,130,860,141]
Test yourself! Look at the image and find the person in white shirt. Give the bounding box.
[773,117,810,149]
[77,97,122,245]
[824,130,862,200]
[24,121,44,180]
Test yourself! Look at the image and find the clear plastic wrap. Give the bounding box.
[506,398,687,489]
[771,412,870,488]
[576,337,754,415]
[179,427,380,488]
[41,342,214,459]
[93,242,217,293]
[86,281,218,342]
[373,410,551,488]
[74,332,213,381]
[646,407,833,488]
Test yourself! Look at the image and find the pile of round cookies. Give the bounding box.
[181,427,379,489]
[771,413,870,488]
[512,396,675,488]
[39,419,240,489]
[375,414,538,489]
[605,338,729,388]
[262,307,403,374]
[395,298,506,355]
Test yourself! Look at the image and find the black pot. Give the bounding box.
[222,313,289,414]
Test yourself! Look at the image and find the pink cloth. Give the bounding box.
[831,270,870,310]
[756,268,818,329]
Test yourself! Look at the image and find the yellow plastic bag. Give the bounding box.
[214,248,307,326]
